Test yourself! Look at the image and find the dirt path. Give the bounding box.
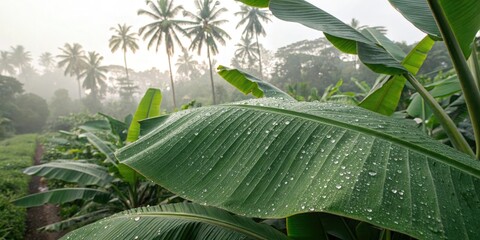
[24,144,64,240]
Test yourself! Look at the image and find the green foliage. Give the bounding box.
[0,117,15,140]
[49,89,75,120]
[117,97,479,239]
[0,76,23,138]
[0,76,49,134]
[270,38,378,94]
[0,196,26,240]
[13,90,173,232]
[0,134,36,240]
[10,93,50,134]
[126,88,162,143]
[217,65,292,99]
[63,203,287,240]
[389,0,480,57]
[360,36,435,115]
[0,75,23,105]
[61,0,480,238]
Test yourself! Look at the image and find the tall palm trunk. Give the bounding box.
[123,49,130,80]
[167,53,177,109]
[76,78,82,99]
[255,32,263,79]
[207,47,216,105]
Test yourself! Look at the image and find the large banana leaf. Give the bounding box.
[359,36,435,115]
[23,160,114,187]
[126,88,162,143]
[389,0,480,57]
[81,132,116,164]
[61,203,288,240]
[12,188,110,207]
[269,0,406,75]
[217,65,293,100]
[100,113,128,142]
[118,98,480,239]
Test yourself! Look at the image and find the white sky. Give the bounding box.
[0,0,425,72]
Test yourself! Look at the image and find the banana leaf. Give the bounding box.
[118,98,480,239]
[12,188,110,207]
[126,88,162,143]
[23,160,114,187]
[61,203,288,240]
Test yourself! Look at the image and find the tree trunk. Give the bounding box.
[207,47,216,105]
[123,49,129,80]
[255,32,263,79]
[167,53,177,109]
[76,78,82,99]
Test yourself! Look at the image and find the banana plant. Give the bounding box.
[12,89,168,231]
[61,0,479,239]
[244,0,479,156]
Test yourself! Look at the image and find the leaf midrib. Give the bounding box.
[227,104,480,178]
[106,212,273,240]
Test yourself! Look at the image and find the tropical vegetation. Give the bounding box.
[0,134,37,240]
[184,0,231,105]
[138,0,187,109]
[2,0,479,239]
[56,43,87,99]
[48,0,479,239]
[108,24,139,81]
[235,5,271,77]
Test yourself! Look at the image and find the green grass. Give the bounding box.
[0,134,36,240]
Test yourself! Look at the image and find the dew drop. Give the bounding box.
[134,216,140,221]
[368,171,377,176]
[285,121,290,125]
[336,185,342,189]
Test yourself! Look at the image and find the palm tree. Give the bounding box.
[9,45,32,75]
[109,24,139,81]
[234,36,259,69]
[39,52,55,73]
[57,43,87,98]
[79,52,108,100]
[176,49,199,80]
[0,51,15,76]
[138,0,188,109]
[185,0,231,105]
[235,5,271,78]
[350,18,387,34]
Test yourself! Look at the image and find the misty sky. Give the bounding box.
[0,0,425,72]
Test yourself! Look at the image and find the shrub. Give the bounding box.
[0,196,26,240]
[0,134,36,240]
